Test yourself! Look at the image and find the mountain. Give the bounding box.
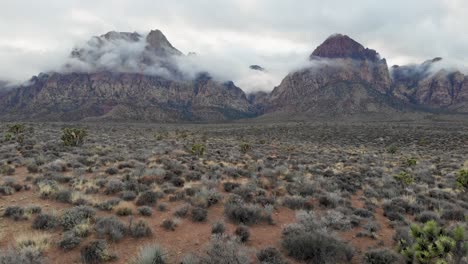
[266,34,398,117]
[1,31,468,122]
[391,58,468,113]
[0,30,255,122]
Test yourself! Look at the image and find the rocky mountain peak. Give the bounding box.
[145,29,182,56]
[101,31,142,42]
[310,34,380,62]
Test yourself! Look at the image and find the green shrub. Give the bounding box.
[405,158,417,166]
[393,172,414,187]
[191,144,205,156]
[240,143,251,153]
[398,220,461,264]
[61,127,87,147]
[456,169,468,189]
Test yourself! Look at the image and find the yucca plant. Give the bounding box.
[61,127,88,146]
[130,244,166,264]
[399,220,460,264]
[456,169,468,189]
[191,144,206,156]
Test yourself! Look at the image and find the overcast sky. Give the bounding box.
[0,0,467,91]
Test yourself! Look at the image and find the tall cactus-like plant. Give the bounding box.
[62,128,88,147]
[399,220,460,264]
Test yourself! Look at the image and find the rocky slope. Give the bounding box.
[0,30,254,122]
[391,58,468,113]
[267,34,398,117]
[1,32,467,122]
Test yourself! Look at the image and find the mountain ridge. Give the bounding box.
[1,30,467,122]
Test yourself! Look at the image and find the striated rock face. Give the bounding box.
[267,34,394,116]
[391,58,468,112]
[247,91,269,114]
[0,72,253,122]
[0,30,255,122]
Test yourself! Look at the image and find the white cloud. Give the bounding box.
[0,0,467,91]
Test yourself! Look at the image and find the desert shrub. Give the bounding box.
[441,208,465,221]
[191,207,208,222]
[0,164,15,176]
[130,244,166,264]
[415,211,440,224]
[105,167,119,175]
[157,203,168,212]
[95,198,121,211]
[3,206,25,221]
[318,194,341,208]
[136,191,158,206]
[191,188,222,208]
[130,219,153,238]
[174,205,190,218]
[283,196,312,210]
[281,224,354,263]
[81,240,116,264]
[398,220,461,264]
[161,219,178,231]
[61,206,96,230]
[62,127,87,147]
[37,180,59,199]
[27,205,42,214]
[386,145,398,154]
[211,221,226,235]
[354,208,374,218]
[0,185,14,195]
[138,206,153,217]
[26,163,39,173]
[224,196,263,225]
[364,221,381,233]
[59,231,81,251]
[256,247,287,264]
[54,189,73,203]
[456,169,468,189]
[15,233,51,254]
[234,225,250,243]
[115,206,133,216]
[363,248,402,264]
[104,180,123,195]
[120,191,137,201]
[32,213,59,230]
[223,182,241,192]
[0,247,45,264]
[95,216,127,242]
[198,235,250,264]
[240,143,251,153]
